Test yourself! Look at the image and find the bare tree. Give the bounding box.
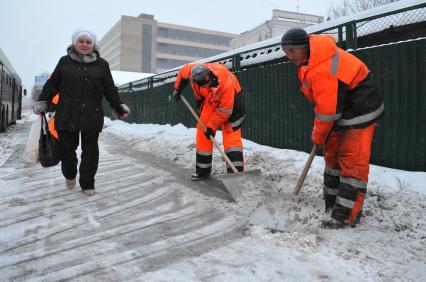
[327,0,400,20]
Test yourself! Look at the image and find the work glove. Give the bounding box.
[315,143,324,150]
[171,89,181,101]
[204,127,215,139]
[112,104,130,120]
[32,101,48,114]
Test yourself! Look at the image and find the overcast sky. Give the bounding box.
[0,0,332,91]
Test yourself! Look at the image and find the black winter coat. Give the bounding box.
[39,47,123,132]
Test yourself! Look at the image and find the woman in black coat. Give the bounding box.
[33,28,129,196]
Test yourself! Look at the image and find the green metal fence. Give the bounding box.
[106,38,426,172]
[318,1,426,50]
[356,38,426,171]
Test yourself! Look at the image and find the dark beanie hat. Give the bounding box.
[191,65,211,85]
[281,28,309,49]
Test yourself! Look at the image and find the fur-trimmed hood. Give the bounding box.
[67,44,100,63]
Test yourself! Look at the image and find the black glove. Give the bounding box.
[172,90,181,101]
[204,127,215,139]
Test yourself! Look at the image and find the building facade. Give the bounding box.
[231,10,323,49]
[99,14,237,73]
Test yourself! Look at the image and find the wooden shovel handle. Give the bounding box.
[180,95,239,173]
[294,144,319,195]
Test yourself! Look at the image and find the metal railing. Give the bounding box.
[111,1,426,171]
[118,0,426,93]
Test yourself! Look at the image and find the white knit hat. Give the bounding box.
[71,28,97,45]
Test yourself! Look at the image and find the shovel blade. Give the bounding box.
[249,191,325,232]
[217,169,270,202]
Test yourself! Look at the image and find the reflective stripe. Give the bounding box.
[217,107,233,114]
[316,112,342,122]
[225,147,243,153]
[229,74,236,90]
[337,102,384,126]
[231,115,245,128]
[196,162,212,168]
[196,149,212,156]
[336,196,355,209]
[303,81,311,88]
[325,166,340,176]
[226,161,244,167]
[340,176,367,189]
[323,185,338,195]
[330,51,339,76]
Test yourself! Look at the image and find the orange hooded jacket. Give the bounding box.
[174,63,241,131]
[298,34,372,144]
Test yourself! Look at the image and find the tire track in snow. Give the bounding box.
[0,122,245,281]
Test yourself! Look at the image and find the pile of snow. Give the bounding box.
[111,70,153,86]
[103,118,426,281]
[103,118,425,195]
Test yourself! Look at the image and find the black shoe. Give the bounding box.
[191,173,210,181]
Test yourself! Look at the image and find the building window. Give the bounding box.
[142,24,152,72]
[157,43,224,58]
[157,27,232,46]
[157,58,190,70]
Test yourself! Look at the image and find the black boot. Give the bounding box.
[321,216,346,229]
[324,195,336,213]
[321,209,363,229]
[191,172,210,181]
[321,206,347,229]
[350,209,363,228]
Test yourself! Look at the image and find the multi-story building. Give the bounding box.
[99,14,238,73]
[231,9,323,49]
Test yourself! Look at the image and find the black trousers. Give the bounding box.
[58,131,100,190]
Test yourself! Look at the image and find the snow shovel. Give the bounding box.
[180,95,268,202]
[295,144,320,195]
[249,145,325,232]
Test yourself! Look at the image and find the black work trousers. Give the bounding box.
[58,131,100,190]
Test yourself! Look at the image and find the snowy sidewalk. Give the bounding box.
[0,120,245,281]
[0,114,425,281]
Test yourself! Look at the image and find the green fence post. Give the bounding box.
[345,22,356,50]
[232,55,241,71]
[338,26,343,47]
[353,22,358,49]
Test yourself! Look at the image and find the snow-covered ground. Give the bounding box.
[110,70,153,86]
[1,101,425,281]
[102,118,426,281]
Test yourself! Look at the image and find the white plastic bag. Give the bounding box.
[24,116,42,163]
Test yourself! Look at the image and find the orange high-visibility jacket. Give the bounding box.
[174,63,241,131]
[298,34,383,144]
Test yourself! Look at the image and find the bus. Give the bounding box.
[0,48,23,132]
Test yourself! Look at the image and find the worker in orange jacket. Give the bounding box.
[281,28,384,228]
[172,63,246,181]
